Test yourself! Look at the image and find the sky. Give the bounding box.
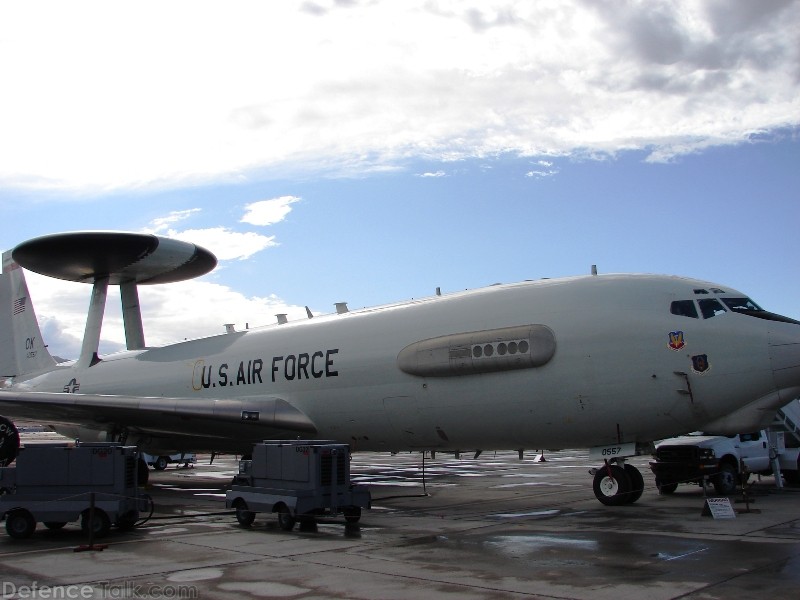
[1,0,798,360]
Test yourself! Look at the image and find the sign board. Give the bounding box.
[702,497,737,519]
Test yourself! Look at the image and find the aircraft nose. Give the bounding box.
[770,326,800,396]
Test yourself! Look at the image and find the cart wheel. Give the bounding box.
[81,508,111,538]
[234,501,255,527]
[116,511,139,531]
[5,509,36,539]
[276,504,296,532]
[343,507,361,524]
[154,456,169,471]
[43,521,67,530]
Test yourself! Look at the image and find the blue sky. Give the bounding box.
[1,1,798,359]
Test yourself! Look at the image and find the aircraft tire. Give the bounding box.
[592,464,631,506]
[5,509,36,539]
[81,508,111,538]
[623,464,644,504]
[276,504,296,532]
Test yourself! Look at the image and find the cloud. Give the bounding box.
[0,1,797,191]
[241,196,300,226]
[166,227,277,261]
[148,209,203,234]
[24,270,311,360]
[418,171,446,178]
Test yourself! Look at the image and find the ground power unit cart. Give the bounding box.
[226,440,371,531]
[0,442,151,539]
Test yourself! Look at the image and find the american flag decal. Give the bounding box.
[13,297,26,315]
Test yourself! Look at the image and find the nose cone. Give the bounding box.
[770,326,800,399]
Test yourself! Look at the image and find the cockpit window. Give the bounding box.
[722,297,763,313]
[671,300,698,319]
[698,298,727,319]
[721,297,800,325]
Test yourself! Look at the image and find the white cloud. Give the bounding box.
[418,171,446,178]
[0,1,797,191]
[166,227,277,261]
[241,196,300,226]
[24,270,311,360]
[148,209,203,234]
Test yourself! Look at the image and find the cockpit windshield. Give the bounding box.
[721,297,763,313]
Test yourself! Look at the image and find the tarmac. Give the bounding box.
[1,435,799,599]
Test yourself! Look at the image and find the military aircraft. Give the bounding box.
[1,231,799,505]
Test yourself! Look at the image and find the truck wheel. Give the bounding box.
[234,501,255,527]
[43,521,67,530]
[656,480,678,494]
[713,463,738,495]
[276,505,296,532]
[5,509,36,539]
[154,456,169,471]
[592,464,631,506]
[343,507,361,524]
[81,508,111,538]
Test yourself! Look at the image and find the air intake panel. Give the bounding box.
[397,324,556,377]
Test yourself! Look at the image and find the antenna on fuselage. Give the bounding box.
[12,232,217,367]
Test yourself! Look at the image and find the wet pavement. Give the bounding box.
[1,443,799,599]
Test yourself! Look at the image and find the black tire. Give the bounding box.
[137,457,150,485]
[154,456,169,471]
[713,463,738,495]
[343,507,361,524]
[116,512,139,531]
[81,508,111,538]
[656,480,679,494]
[623,464,644,504]
[592,464,631,506]
[5,509,36,539]
[276,505,296,532]
[234,501,255,527]
[43,521,67,530]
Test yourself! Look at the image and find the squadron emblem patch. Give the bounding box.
[668,331,685,351]
[691,354,710,374]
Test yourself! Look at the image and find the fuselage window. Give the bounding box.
[670,300,698,318]
[698,298,727,319]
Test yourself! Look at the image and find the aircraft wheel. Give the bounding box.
[623,464,644,504]
[81,508,111,538]
[5,509,36,539]
[592,464,631,506]
[712,463,738,495]
[343,507,361,524]
[276,504,296,532]
[43,521,67,530]
[154,456,169,471]
[234,501,255,527]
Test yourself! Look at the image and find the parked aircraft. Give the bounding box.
[1,231,799,505]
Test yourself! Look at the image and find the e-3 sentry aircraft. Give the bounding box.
[1,231,799,505]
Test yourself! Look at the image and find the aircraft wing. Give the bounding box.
[0,390,317,444]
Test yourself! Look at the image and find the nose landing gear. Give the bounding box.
[591,459,644,505]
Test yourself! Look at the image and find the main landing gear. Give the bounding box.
[591,458,644,506]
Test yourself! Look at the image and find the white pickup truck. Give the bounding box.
[649,430,800,495]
